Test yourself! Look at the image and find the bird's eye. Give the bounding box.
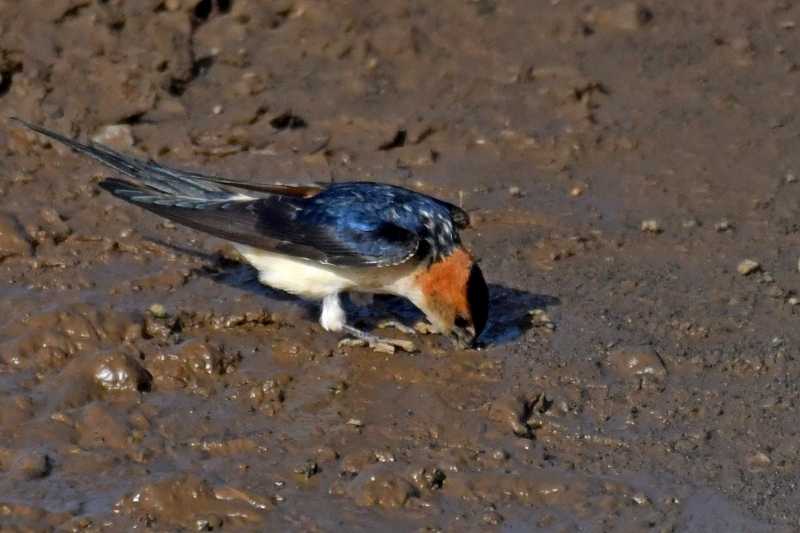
[454,315,470,328]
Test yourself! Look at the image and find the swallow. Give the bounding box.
[11,118,489,350]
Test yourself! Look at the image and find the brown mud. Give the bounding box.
[1,1,799,531]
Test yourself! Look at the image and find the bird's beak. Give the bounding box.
[449,326,477,349]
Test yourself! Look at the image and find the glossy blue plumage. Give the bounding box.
[261,182,461,266]
[10,118,467,268]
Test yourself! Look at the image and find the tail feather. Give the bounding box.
[10,118,331,201]
[10,118,231,199]
[98,178,240,209]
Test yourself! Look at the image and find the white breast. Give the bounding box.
[233,244,424,303]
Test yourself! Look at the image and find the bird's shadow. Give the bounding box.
[153,239,559,346]
[352,283,559,346]
[480,284,560,345]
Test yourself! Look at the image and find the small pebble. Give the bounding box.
[786,172,797,183]
[570,185,584,196]
[293,460,320,479]
[715,219,732,231]
[149,303,169,318]
[92,124,134,149]
[641,219,661,233]
[768,285,784,298]
[482,509,504,525]
[737,259,760,276]
[508,186,521,198]
[787,296,799,305]
[608,345,667,380]
[589,2,652,32]
[347,418,364,428]
[747,451,771,468]
[528,309,555,330]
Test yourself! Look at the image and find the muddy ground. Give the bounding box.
[0,0,799,531]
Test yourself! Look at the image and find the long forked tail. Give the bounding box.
[10,117,232,200]
[11,118,329,199]
[7,119,342,258]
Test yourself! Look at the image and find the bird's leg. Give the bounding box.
[320,293,348,332]
[351,293,418,335]
[321,293,416,354]
[367,297,435,336]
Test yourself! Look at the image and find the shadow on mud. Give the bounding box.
[479,284,560,346]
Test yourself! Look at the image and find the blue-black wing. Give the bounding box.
[12,119,448,267]
[99,178,419,267]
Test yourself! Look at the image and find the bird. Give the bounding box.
[10,118,489,350]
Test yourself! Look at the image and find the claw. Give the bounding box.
[412,321,439,335]
[339,325,417,353]
[377,320,418,336]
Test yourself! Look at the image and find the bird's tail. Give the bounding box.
[10,117,233,200]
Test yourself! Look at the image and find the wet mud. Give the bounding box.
[1,1,800,531]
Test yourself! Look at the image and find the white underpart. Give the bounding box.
[234,244,427,331]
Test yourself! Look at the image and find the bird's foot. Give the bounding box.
[339,325,417,354]
[376,320,417,336]
[377,320,439,336]
[412,321,439,335]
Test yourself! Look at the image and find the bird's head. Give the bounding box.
[414,247,489,348]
